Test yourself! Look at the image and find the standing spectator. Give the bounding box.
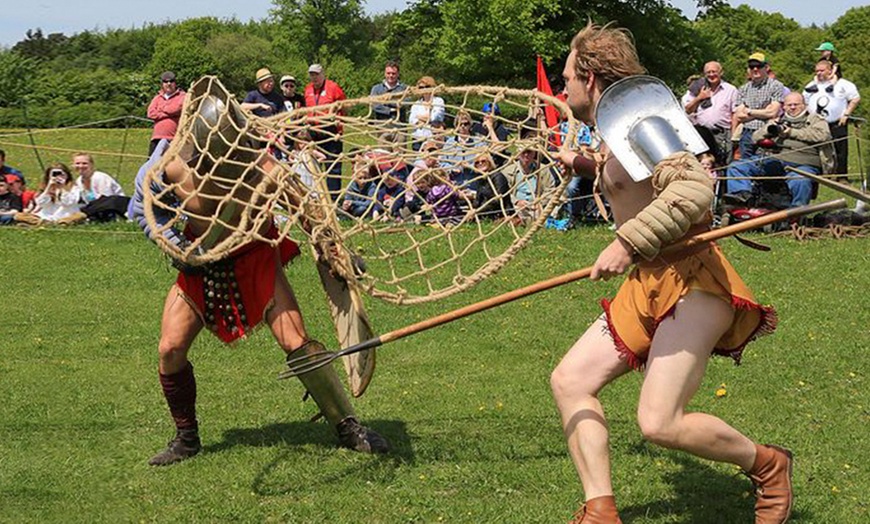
[241,68,285,118]
[803,59,861,179]
[733,53,785,159]
[279,75,305,112]
[408,76,445,151]
[684,61,738,164]
[72,153,130,221]
[369,60,408,121]
[5,173,36,210]
[14,163,85,225]
[816,42,842,79]
[0,177,22,224]
[147,71,186,156]
[0,149,25,183]
[304,63,347,201]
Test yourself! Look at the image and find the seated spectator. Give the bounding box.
[502,139,553,222]
[287,128,327,193]
[0,149,25,182]
[15,163,86,225]
[725,92,830,209]
[408,76,445,151]
[442,110,483,191]
[72,153,130,221]
[471,103,511,166]
[472,152,513,220]
[417,168,468,225]
[5,173,36,210]
[404,140,447,215]
[341,154,382,218]
[0,177,23,224]
[376,170,407,220]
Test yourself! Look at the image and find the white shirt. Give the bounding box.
[408,96,446,141]
[75,171,125,202]
[34,187,82,221]
[803,78,860,123]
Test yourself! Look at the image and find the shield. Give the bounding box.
[316,258,376,398]
[595,75,708,182]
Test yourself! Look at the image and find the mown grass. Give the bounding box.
[1,221,867,523]
[0,129,868,523]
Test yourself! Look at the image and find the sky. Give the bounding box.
[0,0,864,49]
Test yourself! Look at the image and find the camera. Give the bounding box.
[50,169,65,178]
[766,123,784,137]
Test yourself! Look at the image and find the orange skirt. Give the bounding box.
[601,243,777,370]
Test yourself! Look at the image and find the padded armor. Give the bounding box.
[616,152,714,260]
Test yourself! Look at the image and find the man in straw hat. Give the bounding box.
[241,67,286,117]
[551,22,791,523]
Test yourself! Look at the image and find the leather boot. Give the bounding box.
[569,495,622,524]
[746,444,793,524]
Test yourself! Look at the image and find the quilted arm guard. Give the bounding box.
[616,151,714,260]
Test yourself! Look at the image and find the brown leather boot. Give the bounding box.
[746,444,794,524]
[569,495,622,524]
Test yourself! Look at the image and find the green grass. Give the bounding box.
[1,220,867,523]
[0,128,868,522]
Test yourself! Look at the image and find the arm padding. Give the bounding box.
[616,152,714,260]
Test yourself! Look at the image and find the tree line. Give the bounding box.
[0,0,867,128]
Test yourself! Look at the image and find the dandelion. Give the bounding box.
[715,383,727,398]
[832,486,840,494]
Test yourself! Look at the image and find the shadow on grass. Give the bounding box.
[203,419,412,495]
[620,442,812,523]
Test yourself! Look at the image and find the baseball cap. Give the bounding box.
[482,102,501,115]
[160,71,176,82]
[4,173,23,185]
[280,75,296,85]
[816,42,837,53]
[747,52,767,67]
[308,63,324,74]
[255,68,274,83]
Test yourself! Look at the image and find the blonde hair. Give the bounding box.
[570,21,646,90]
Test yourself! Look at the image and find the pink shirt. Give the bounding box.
[147,89,186,140]
[684,81,737,131]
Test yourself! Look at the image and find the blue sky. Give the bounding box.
[0,0,864,49]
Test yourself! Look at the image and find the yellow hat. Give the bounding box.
[255,68,274,83]
[747,52,767,66]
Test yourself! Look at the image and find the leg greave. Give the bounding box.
[288,340,355,427]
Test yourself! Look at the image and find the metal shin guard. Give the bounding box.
[288,340,356,428]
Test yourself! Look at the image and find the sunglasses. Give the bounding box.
[162,79,176,83]
[474,160,490,166]
[748,64,765,70]
[458,121,471,126]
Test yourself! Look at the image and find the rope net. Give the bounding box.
[144,76,578,304]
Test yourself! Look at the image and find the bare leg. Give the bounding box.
[158,285,203,374]
[149,286,204,466]
[265,265,309,354]
[636,290,756,470]
[551,316,632,500]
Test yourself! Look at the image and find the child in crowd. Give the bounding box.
[15,163,86,226]
[418,168,468,225]
[0,177,23,224]
[341,153,382,218]
[376,169,407,220]
[287,128,327,193]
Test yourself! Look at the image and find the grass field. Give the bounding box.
[0,129,868,523]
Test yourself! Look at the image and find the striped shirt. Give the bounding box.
[736,77,785,130]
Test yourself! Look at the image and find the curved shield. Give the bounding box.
[595,75,708,182]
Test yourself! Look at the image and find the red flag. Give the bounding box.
[536,55,561,146]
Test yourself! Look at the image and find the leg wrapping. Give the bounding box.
[159,361,198,431]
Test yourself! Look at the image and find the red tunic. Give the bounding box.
[176,228,300,343]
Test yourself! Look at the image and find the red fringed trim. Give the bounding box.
[600,298,644,371]
[716,296,779,365]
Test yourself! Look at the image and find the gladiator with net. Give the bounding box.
[130,78,389,466]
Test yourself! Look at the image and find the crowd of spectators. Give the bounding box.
[682,42,861,213]
[7,44,861,232]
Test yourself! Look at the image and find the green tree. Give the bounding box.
[270,0,372,64]
[830,5,870,99]
[0,50,37,107]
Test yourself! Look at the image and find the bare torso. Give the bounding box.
[598,151,656,227]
